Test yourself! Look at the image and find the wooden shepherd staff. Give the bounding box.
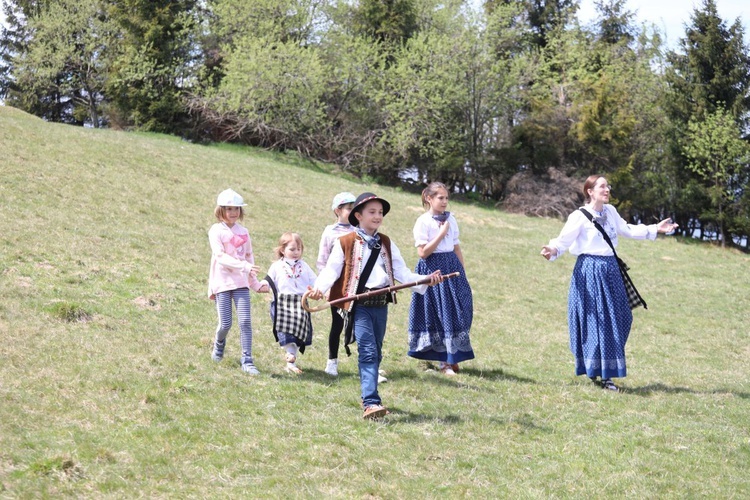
[302,272,460,313]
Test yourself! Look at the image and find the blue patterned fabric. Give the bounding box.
[408,252,474,363]
[568,254,633,379]
[432,211,451,223]
[355,228,381,249]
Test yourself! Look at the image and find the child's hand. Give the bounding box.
[248,264,261,277]
[427,270,444,286]
[258,280,269,293]
[307,286,324,301]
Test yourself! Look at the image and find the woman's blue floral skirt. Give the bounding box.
[569,254,633,379]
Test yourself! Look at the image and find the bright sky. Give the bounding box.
[577,0,750,49]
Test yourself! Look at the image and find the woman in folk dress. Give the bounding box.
[541,175,678,391]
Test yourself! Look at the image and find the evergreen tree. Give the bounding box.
[2,0,112,126]
[105,0,201,132]
[665,0,750,239]
[355,0,418,46]
[666,0,750,126]
[485,0,577,49]
[593,0,635,46]
[684,107,750,247]
[1,1,45,106]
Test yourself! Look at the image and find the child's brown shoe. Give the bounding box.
[363,405,388,420]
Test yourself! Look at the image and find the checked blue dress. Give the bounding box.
[569,254,632,379]
[408,251,475,364]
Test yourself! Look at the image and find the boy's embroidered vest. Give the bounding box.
[329,232,395,311]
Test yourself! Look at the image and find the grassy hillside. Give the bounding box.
[1,104,749,498]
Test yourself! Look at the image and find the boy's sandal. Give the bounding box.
[285,353,297,364]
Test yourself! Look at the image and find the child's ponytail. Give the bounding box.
[422,182,448,207]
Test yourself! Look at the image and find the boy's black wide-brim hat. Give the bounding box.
[348,192,391,226]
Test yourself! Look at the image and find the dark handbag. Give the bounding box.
[579,208,647,310]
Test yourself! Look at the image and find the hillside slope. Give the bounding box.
[1,105,748,497]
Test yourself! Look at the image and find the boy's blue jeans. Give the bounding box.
[353,304,388,407]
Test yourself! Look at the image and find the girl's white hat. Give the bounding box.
[331,192,356,210]
[216,188,247,207]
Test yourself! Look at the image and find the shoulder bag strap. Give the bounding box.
[262,274,280,342]
[356,243,380,294]
[579,208,646,308]
[579,208,617,254]
[342,243,380,356]
[578,208,629,270]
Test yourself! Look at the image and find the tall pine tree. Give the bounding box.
[665,0,750,242]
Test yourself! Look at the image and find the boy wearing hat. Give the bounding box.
[309,193,443,419]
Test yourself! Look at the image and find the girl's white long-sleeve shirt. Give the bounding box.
[546,205,657,262]
[207,222,263,298]
[316,223,355,272]
[266,258,317,296]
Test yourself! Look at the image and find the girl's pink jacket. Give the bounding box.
[207,222,263,299]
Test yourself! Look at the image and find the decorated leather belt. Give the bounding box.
[357,288,391,307]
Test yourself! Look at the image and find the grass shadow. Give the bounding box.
[381,407,463,425]
[265,367,359,383]
[487,414,554,433]
[399,361,538,385]
[627,383,750,399]
[458,367,537,384]
[377,368,499,394]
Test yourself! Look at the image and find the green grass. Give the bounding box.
[1,104,749,498]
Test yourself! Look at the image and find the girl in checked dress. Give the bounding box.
[262,232,317,374]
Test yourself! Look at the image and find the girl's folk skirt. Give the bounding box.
[270,294,313,349]
[408,251,474,364]
[569,254,633,379]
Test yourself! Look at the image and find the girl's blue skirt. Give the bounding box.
[569,254,633,379]
[408,251,474,364]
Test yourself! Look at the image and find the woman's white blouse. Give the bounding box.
[413,212,460,253]
[547,205,657,262]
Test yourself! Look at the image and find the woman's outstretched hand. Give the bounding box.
[540,245,558,261]
[656,218,679,234]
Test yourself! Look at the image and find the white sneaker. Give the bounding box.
[241,363,260,376]
[325,359,338,376]
[378,374,388,383]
